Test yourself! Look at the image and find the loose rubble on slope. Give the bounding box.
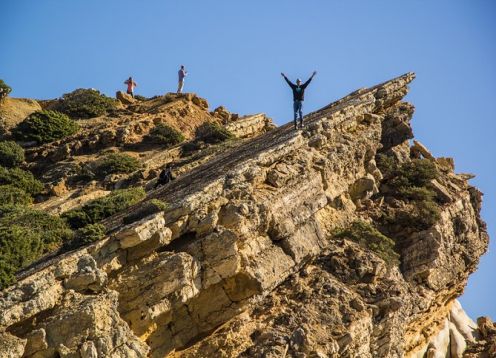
[0,74,491,358]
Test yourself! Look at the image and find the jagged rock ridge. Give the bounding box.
[0,73,490,358]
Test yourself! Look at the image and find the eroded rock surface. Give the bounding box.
[0,73,490,357]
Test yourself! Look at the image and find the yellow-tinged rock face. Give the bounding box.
[0,73,490,358]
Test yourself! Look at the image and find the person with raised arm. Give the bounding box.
[281,71,317,129]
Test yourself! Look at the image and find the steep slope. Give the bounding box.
[0,73,489,357]
[0,97,41,135]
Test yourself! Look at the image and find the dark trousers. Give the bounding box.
[127,90,134,98]
[293,100,303,125]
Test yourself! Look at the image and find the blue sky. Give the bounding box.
[1,1,495,319]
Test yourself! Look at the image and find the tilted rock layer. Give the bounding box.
[0,73,490,357]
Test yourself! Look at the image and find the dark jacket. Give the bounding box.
[283,76,313,101]
[155,168,175,188]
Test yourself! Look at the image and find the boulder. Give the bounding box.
[430,179,453,203]
[116,91,136,105]
[411,140,434,159]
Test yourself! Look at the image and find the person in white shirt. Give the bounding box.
[177,65,188,94]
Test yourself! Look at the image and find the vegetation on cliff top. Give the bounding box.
[73,223,106,246]
[0,79,12,101]
[62,187,146,229]
[0,166,44,196]
[377,156,441,231]
[335,220,400,266]
[0,185,33,206]
[95,153,141,178]
[195,122,234,144]
[0,140,25,168]
[0,205,73,289]
[51,88,118,119]
[13,110,79,144]
[146,122,185,147]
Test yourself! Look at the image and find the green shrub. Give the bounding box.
[0,167,44,195]
[134,95,148,101]
[180,141,203,157]
[75,223,106,245]
[63,187,146,229]
[0,79,12,101]
[123,198,168,224]
[0,141,25,167]
[0,205,73,289]
[0,185,32,205]
[51,88,118,119]
[380,158,441,231]
[95,153,141,177]
[13,110,79,144]
[388,159,438,192]
[397,186,436,202]
[147,123,185,147]
[376,153,397,178]
[195,122,234,144]
[335,221,400,266]
[61,209,91,229]
[391,201,441,231]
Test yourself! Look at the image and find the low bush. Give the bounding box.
[147,123,185,147]
[379,158,441,233]
[0,185,32,205]
[13,110,79,144]
[376,153,397,179]
[0,79,12,100]
[0,167,44,196]
[195,122,234,144]
[134,95,148,101]
[95,153,141,177]
[335,221,400,266]
[388,159,438,192]
[0,205,73,289]
[390,200,441,231]
[63,187,146,229]
[123,199,167,224]
[0,141,25,167]
[51,88,118,119]
[180,141,203,157]
[75,223,106,245]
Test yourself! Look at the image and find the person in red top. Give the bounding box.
[124,76,137,98]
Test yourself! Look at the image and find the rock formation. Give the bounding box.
[0,74,491,357]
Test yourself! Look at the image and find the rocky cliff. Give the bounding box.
[0,74,491,357]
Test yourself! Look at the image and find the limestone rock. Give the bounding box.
[116,90,136,105]
[0,333,26,357]
[430,178,453,203]
[411,139,435,159]
[0,73,489,358]
[115,212,170,249]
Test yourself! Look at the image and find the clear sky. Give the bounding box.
[1,1,495,319]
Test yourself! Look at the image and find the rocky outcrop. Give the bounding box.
[0,97,41,136]
[24,93,274,165]
[225,113,276,139]
[0,73,489,357]
[116,91,137,105]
